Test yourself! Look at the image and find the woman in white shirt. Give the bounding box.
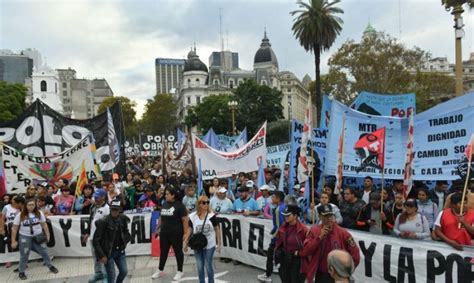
[11,198,59,280]
[0,195,25,268]
[184,195,221,283]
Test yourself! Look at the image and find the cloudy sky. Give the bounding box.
[1,0,473,118]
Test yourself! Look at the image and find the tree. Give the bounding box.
[290,0,344,126]
[267,120,290,146]
[0,82,28,123]
[98,96,138,138]
[185,95,233,134]
[325,31,455,111]
[141,94,178,135]
[233,80,284,134]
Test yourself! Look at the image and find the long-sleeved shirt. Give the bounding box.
[393,213,430,240]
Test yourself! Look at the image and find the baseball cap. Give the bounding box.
[217,187,227,193]
[268,184,276,192]
[110,199,122,210]
[282,205,301,216]
[40,182,49,188]
[245,180,255,188]
[93,189,107,199]
[317,204,335,216]
[259,185,270,191]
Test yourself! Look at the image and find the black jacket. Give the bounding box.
[93,214,131,259]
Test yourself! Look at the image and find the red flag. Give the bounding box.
[354,127,386,172]
[75,160,88,197]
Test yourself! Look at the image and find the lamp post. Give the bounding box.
[442,0,474,96]
[227,100,238,136]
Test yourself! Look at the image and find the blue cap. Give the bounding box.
[93,189,107,199]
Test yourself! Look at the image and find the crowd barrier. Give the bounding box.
[1,212,473,282]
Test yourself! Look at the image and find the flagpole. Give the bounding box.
[380,128,386,231]
[459,148,473,223]
[311,148,315,225]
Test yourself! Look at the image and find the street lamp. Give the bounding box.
[442,0,474,96]
[227,100,238,136]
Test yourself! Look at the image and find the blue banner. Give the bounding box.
[266,142,290,167]
[350,91,415,118]
[217,128,248,152]
[320,94,332,128]
[288,120,327,193]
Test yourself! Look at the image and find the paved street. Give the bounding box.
[0,255,280,283]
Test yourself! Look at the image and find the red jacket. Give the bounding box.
[275,220,309,251]
[299,224,360,283]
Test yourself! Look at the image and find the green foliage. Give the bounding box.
[98,96,138,138]
[233,80,284,134]
[0,82,28,123]
[325,31,455,111]
[141,94,178,135]
[291,0,344,126]
[184,95,233,134]
[267,120,290,146]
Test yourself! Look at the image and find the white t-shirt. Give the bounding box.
[2,204,20,224]
[13,211,46,237]
[256,196,271,210]
[91,204,110,238]
[210,197,233,214]
[189,212,217,250]
[362,190,371,204]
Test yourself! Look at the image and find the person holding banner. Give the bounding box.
[434,192,474,250]
[74,184,94,215]
[210,187,233,214]
[416,187,438,231]
[393,199,430,240]
[11,198,59,280]
[53,186,75,215]
[232,186,260,216]
[355,192,389,235]
[152,187,188,280]
[308,192,343,225]
[274,205,308,283]
[299,204,360,283]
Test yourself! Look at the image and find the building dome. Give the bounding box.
[184,47,208,72]
[253,31,278,68]
[363,22,376,37]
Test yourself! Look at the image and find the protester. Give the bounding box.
[356,192,389,234]
[112,173,124,193]
[257,185,273,210]
[36,196,53,216]
[358,176,374,204]
[274,205,308,283]
[206,177,220,198]
[416,187,438,230]
[24,185,37,199]
[184,195,221,283]
[233,186,260,216]
[53,186,75,215]
[393,199,430,240]
[74,184,94,215]
[385,192,404,234]
[308,192,343,225]
[258,190,286,282]
[139,187,158,210]
[322,183,340,206]
[86,189,110,282]
[105,182,121,204]
[210,187,233,214]
[300,204,360,283]
[434,192,474,250]
[430,180,449,209]
[55,178,70,195]
[11,198,59,280]
[93,200,131,283]
[0,195,25,268]
[152,187,188,280]
[327,250,355,283]
[182,186,198,213]
[389,179,404,197]
[339,187,366,230]
[37,182,55,209]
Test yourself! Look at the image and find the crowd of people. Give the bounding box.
[1,155,474,282]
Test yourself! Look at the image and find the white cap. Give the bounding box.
[217,187,227,193]
[268,184,276,191]
[245,180,255,188]
[259,185,270,191]
[40,182,49,187]
[293,184,301,190]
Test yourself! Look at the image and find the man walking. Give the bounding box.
[93,200,131,283]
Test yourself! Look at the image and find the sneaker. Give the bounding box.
[49,266,59,274]
[19,272,27,280]
[257,273,272,282]
[151,269,165,279]
[89,274,105,282]
[173,271,184,281]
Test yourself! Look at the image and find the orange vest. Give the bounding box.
[440,208,474,246]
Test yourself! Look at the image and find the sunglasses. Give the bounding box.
[200,201,210,205]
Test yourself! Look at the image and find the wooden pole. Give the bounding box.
[311,148,315,225]
[459,154,472,224]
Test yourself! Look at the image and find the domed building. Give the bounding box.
[32,63,63,113]
[253,30,279,88]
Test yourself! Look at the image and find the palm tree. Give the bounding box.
[290,0,343,126]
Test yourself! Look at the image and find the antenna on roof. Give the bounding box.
[219,8,224,52]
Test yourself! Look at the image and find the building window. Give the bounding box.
[196,96,201,104]
[63,91,67,96]
[196,78,200,85]
[229,79,234,89]
[261,80,267,86]
[63,82,67,88]
[188,79,191,86]
[40,80,47,92]
[238,79,243,85]
[287,88,291,93]
[187,96,191,104]
[213,79,219,87]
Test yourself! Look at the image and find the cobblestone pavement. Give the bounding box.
[0,255,281,283]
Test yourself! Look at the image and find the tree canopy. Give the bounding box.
[323,31,455,111]
[0,82,28,123]
[140,94,178,135]
[98,96,138,138]
[184,95,233,134]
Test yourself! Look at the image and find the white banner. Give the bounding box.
[193,123,267,180]
[0,213,472,282]
[1,136,99,194]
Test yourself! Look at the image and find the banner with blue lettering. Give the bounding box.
[326,100,474,180]
[217,128,248,152]
[350,91,415,118]
[320,95,332,128]
[288,120,327,193]
[325,101,408,179]
[266,143,290,167]
[417,91,474,120]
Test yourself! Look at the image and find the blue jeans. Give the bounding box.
[105,249,128,283]
[91,242,105,278]
[18,234,52,273]
[195,247,215,283]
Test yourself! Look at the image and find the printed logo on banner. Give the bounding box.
[29,161,73,187]
[354,128,385,172]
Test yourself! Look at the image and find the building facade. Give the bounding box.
[0,54,34,102]
[32,64,63,113]
[155,58,185,94]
